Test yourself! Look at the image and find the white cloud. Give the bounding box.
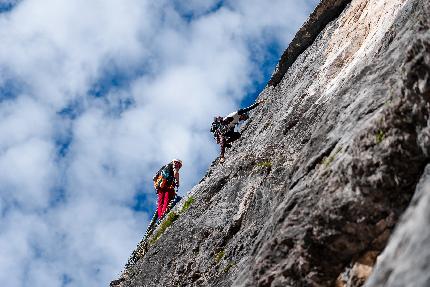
[173,0,221,17]
[0,0,318,286]
[0,138,55,209]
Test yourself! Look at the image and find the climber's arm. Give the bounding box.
[237,99,264,115]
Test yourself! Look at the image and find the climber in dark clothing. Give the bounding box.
[211,99,264,163]
[153,159,182,219]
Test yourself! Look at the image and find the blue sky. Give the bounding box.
[0,0,319,286]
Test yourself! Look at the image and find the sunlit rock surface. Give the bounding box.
[113,0,430,286]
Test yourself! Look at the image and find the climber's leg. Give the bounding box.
[225,131,241,144]
[157,189,166,218]
[160,188,174,218]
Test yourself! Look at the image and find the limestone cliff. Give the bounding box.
[113,0,430,286]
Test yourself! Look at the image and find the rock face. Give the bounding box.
[365,165,430,287]
[115,0,430,286]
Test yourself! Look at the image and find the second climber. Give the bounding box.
[153,159,182,220]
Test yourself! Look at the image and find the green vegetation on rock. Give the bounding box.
[256,161,272,168]
[149,211,179,246]
[322,147,342,168]
[180,196,195,213]
[375,129,385,144]
[223,262,235,273]
[214,250,225,264]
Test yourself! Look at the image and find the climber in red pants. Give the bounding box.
[153,159,182,219]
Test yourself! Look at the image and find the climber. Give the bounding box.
[153,159,182,219]
[211,99,264,163]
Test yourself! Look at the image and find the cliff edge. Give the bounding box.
[114,0,430,286]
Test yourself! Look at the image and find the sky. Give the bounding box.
[0,0,319,286]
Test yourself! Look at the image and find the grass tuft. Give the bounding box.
[149,211,179,245]
[223,262,235,273]
[180,196,195,213]
[147,196,195,246]
[322,147,342,168]
[375,129,385,144]
[256,161,272,168]
[214,250,225,264]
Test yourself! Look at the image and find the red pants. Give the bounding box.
[157,188,175,219]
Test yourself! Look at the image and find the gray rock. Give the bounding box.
[365,165,430,287]
[111,0,430,286]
